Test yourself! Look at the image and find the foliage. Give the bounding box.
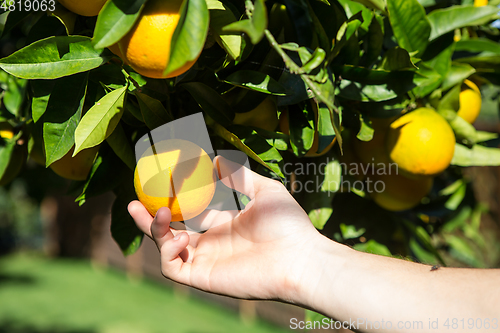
[0,0,499,268]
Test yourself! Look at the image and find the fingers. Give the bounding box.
[128,200,153,238]
[128,201,197,242]
[159,232,192,285]
[214,156,284,198]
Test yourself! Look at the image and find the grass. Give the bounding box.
[0,253,291,333]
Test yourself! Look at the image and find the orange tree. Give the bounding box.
[0,0,500,270]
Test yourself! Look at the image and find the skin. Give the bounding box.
[129,156,500,333]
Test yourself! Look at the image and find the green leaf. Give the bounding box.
[445,234,484,267]
[93,0,146,49]
[412,64,442,97]
[0,36,110,79]
[0,139,17,180]
[111,190,143,256]
[30,80,56,123]
[403,219,446,265]
[135,92,173,130]
[455,38,500,55]
[340,223,366,239]
[321,159,342,192]
[379,47,417,71]
[409,238,438,265]
[331,14,363,60]
[212,122,283,178]
[338,80,399,101]
[76,149,131,205]
[164,0,209,76]
[317,102,337,152]
[350,0,386,12]
[222,0,267,45]
[451,143,500,167]
[106,123,136,170]
[438,83,460,113]
[3,76,27,116]
[182,82,234,127]
[360,13,384,66]
[357,114,375,141]
[441,63,475,92]
[224,70,286,96]
[206,0,242,60]
[428,5,500,41]
[354,240,392,256]
[442,205,471,233]
[338,0,374,33]
[288,102,315,156]
[74,86,127,155]
[308,208,333,230]
[43,73,88,167]
[444,181,466,210]
[387,0,431,56]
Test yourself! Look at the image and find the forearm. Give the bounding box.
[289,234,500,333]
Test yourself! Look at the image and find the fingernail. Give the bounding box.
[173,234,181,241]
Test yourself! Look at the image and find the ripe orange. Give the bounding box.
[58,0,107,16]
[368,173,433,211]
[386,108,455,177]
[118,0,198,79]
[233,98,279,132]
[134,139,217,220]
[0,122,15,140]
[279,101,337,157]
[50,146,99,181]
[457,79,482,124]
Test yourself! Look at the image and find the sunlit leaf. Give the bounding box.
[0,36,110,79]
[93,0,146,49]
[74,86,128,155]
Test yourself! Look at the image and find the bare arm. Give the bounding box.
[293,235,500,332]
[129,156,500,333]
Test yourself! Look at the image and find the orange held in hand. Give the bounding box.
[134,139,217,221]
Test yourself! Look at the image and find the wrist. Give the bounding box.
[278,232,354,314]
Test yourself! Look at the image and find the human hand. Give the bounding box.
[128,156,323,302]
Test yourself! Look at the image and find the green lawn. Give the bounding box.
[0,253,291,333]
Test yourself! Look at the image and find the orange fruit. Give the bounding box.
[457,79,482,124]
[233,98,279,132]
[386,108,455,177]
[279,101,336,157]
[0,122,15,140]
[474,0,488,6]
[50,146,99,181]
[134,139,217,220]
[118,0,198,79]
[368,173,433,211]
[58,0,107,16]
